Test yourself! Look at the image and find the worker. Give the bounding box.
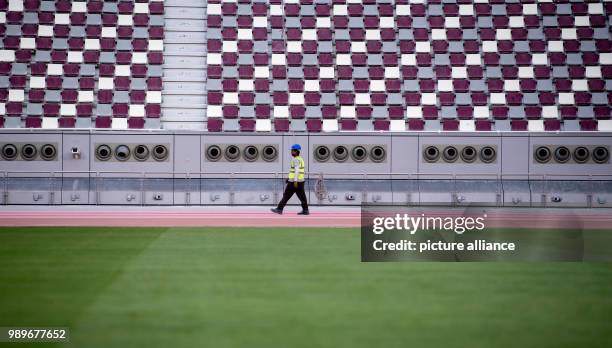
[271,144,309,215]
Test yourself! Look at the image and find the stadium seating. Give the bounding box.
[0,0,164,129]
[206,0,611,132]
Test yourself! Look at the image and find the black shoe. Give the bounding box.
[270,208,283,215]
[297,210,310,215]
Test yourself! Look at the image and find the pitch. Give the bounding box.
[1,227,611,348]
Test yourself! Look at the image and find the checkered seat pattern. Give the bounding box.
[0,0,164,129]
[206,0,612,132]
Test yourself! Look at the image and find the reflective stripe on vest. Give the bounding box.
[288,156,305,181]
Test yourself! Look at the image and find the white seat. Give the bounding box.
[129,105,145,117]
[30,76,46,89]
[528,120,544,132]
[459,120,475,132]
[322,119,338,132]
[60,104,76,116]
[255,119,272,132]
[598,120,612,132]
[111,118,128,130]
[273,106,288,118]
[390,120,406,132]
[42,117,59,129]
[78,91,94,103]
[98,77,114,89]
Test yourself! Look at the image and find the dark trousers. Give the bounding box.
[277,181,308,211]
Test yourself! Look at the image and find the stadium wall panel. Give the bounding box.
[0,130,611,207]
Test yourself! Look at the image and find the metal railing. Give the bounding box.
[1,170,611,207]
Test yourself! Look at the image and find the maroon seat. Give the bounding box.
[114,77,130,91]
[63,64,80,76]
[58,117,76,128]
[9,75,26,88]
[544,119,561,131]
[25,116,42,128]
[28,89,45,103]
[14,50,32,62]
[101,38,116,51]
[147,77,162,91]
[145,104,161,118]
[86,1,103,13]
[239,119,256,132]
[132,39,148,51]
[21,23,38,36]
[43,103,60,117]
[594,106,611,119]
[476,120,492,131]
[148,52,163,64]
[525,106,542,120]
[207,118,223,132]
[54,25,70,38]
[76,104,93,117]
[149,26,164,39]
[95,116,112,128]
[99,64,115,77]
[46,76,63,89]
[129,91,146,104]
[492,107,509,120]
[61,89,78,103]
[117,26,133,39]
[255,105,271,119]
[511,120,528,131]
[112,104,129,118]
[6,102,22,115]
[408,119,424,131]
[97,90,113,104]
[373,120,390,131]
[118,1,135,13]
[273,119,290,132]
[79,77,95,90]
[3,36,20,49]
[388,106,404,120]
[24,0,40,10]
[356,107,372,120]
[128,117,145,129]
[102,14,117,26]
[68,38,84,50]
[70,13,86,26]
[422,106,438,120]
[442,119,459,131]
[83,51,99,63]
[50,50,67,63]
[340,119,357,131]
[134,14,149,27]
[115,52,132,64]
[149,2,164,14]
[131,65,147,78]
[289,106,305,119]
[580,119,598,131]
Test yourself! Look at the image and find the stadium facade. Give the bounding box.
[0,0,611,206]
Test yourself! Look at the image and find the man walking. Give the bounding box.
[271,144,309,215]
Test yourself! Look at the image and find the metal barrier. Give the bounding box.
[1,170,611,207]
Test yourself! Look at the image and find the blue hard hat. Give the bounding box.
[291,144,301,151]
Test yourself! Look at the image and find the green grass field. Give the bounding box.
[1,227,612,348]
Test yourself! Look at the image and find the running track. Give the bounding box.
[0,206,611,229]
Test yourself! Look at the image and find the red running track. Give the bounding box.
[0,208,610,229]
[0,210,361,228]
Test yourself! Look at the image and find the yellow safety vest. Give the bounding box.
[288,156,305,181]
